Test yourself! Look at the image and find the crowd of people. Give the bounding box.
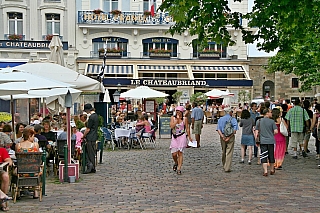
[215,98,320,176]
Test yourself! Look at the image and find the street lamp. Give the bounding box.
[113,83,121,112]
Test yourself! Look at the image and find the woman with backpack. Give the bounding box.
[169,106,192,175]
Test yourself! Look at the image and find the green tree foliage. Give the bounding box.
[159,0,320,91]
[159,0,242,47]
[190,92,207,105]
[172,91,183,103]
[238,90,251,103]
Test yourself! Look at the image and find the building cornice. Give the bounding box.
[39,5,66,11]
[0,4,27,10]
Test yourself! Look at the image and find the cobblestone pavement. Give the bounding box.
[8,124,320,212]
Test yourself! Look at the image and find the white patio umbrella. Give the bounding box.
[49,34,65,66]
[0,70,73,137]
[14,62,103,92]
[103,88,111,102]
[222,89,233,107]
[120,86,168,99]
[205,89,232,98]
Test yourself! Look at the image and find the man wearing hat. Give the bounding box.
[82,103,99,174]
[216,107,238,172]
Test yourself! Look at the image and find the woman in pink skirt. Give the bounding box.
[272,107,288,169]
[170,106,192,175]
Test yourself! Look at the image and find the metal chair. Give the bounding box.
[139,127,157,149]
[11,152,43,203]
[101,127,115,150]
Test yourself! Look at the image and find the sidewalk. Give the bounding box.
[8,124,320,212]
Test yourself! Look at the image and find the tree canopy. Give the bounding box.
[159,0,320,91]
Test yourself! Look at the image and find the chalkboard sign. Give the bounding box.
[16,152,42,174]
[159,116,172,138]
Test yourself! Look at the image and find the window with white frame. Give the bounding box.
[103,0,119,12]
[46,13,60,35]
[8,12,23,35]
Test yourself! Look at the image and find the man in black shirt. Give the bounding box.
[83,104,99,174]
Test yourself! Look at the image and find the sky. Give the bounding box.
[247,0,277,57]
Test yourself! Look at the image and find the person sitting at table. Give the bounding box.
[14,129,40,199]
[73,123,83,160]
[15,129,39,152]
[115,116,124,128]
[41,120,56,142]
[0,147,13,211]
[57,124,76,141]
[1,125,13,149]
[15,123,26,140]
[136,115,151,138]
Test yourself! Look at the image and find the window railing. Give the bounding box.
[141,52,179,59]
[78,11,174,26]
[42,35,63,41]
[90,51,130,58]
[4,34,25,41]
[190,52,229,59]
[44,0,61,2]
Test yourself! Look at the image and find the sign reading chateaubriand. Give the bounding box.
[0,41,69,50]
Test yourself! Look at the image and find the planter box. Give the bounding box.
[99,52,122,59]
[149,53,171,59]
[199,53,220,60]
[59,160,79,183]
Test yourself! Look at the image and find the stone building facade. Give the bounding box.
[249,57,316,102]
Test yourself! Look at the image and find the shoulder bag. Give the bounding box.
[280,118,288,136]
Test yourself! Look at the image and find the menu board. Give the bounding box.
[145,100,155,113]
[159,116,171,138]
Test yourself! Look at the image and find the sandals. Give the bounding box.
[0,202,9,212]
[173,164,178,172]
[177,170,181,175]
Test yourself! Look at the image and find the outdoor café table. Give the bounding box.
[114,128,136,150]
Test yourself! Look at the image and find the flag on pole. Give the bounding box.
[150,0,155,17]
[98,41,107,81]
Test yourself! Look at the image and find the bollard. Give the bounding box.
[81,142,86,173]
[42,150,46,195]
[64,144,68,182]
[99,135,104,164]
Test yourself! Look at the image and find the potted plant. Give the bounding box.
[93,8,103,14]
[45,34,53,41]
[144,11,152,16]
[8,34,23,40]
[149,48,171,58]
[199,48,222,59]
[111,9,121,15]
[98,47,123,58]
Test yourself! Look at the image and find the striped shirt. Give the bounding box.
[285,106,309,133]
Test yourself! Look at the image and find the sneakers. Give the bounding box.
[292,156,298,159]
[248,161,252,165]
[316,154,320,160]
[302,150,307,158]
[239,160,244,164]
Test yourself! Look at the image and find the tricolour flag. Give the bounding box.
[150,0,155,17]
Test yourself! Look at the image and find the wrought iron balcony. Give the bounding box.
[4,34,25,41]
[42,35,63,41]
[90,51,130,58]
[78,11,174,26]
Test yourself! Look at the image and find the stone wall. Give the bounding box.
[248,57,316,101]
